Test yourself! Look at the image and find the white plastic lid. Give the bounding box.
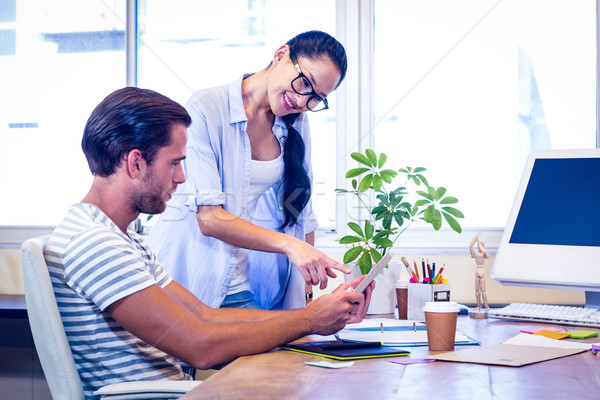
[423,301,459,313]
[395,280,409,288]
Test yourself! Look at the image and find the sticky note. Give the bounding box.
[305,361,354,369]
[566,330,599,339]
[520,327,563,334]
[533,330,570,340]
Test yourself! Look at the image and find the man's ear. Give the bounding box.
[126,149,145,178]
[273,44,290,66]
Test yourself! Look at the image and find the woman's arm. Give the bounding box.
[196,205,348,289]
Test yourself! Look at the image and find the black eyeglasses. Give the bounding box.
[289,53,329,112]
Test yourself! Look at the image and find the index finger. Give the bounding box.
[328,259,350,274]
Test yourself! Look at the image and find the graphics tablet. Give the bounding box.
[281,340,409,361]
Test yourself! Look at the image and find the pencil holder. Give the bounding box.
[407,283,451,321]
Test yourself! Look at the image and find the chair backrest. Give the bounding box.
[21,235,85,400]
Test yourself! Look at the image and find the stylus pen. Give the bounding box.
[321,341,382,350]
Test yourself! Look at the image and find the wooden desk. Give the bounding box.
[181,315,600,400]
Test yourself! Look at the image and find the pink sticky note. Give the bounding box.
[520,327,563,334]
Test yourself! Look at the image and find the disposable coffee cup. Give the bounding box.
[423,301,459,351]
[395,280,409,320]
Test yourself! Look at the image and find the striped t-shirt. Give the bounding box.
[45,203,185,399]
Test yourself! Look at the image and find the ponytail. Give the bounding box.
[280,114,311,229]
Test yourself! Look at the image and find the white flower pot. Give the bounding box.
[345,261,401,314]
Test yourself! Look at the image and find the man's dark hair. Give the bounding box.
[82,87,192,176]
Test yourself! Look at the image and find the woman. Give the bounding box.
[147,30,349,310]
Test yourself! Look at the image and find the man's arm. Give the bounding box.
[107,276,373,370]
[163,279,288,322]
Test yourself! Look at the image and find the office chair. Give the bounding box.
[21,235,201,400]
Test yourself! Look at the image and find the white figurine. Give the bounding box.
[469,232,490,312]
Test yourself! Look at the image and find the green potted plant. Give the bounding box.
[336,149,464,276]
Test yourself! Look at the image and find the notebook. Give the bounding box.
[280,340,410,361]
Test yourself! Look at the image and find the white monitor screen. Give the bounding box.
[491,149,600,308]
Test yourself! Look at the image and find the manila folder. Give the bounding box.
[430,343,586,366]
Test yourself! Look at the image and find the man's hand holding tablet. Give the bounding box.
[353,252,394,294]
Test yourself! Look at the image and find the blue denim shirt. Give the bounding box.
[147,75,318,310]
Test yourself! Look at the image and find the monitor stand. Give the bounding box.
[585,291,600,309]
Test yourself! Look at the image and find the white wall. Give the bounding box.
[312,251,584,306]
[0,247,584,306]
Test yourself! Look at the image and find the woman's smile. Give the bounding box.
[283,92,296,110]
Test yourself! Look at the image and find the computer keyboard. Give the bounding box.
[488,303,600,328]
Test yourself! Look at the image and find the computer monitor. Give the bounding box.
[491,149,600,309]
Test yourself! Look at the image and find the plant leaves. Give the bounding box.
[365,149,378,166]
[369,248,383,263]
[381,213,393,230]
[416,174,430,187]
[432,209,442,230]
[380,171,393,184]
[364,220,374,239]
[378,152,387,169]
[373,229,394,240]
[423,205,435,222]
[343,246,363,264]
[436,187,447,200]
[442,211,463,233]
[373,238,394,247]
[439,196,458,204]
[339,235,362,244]
[351,152,371,166]
[372,205,388,216]
[372,174,383,191]
[428,186,437,198]
[414,199,429,207]
[417,190,433,201]
[347,222,364,237]
[441,206,464,218]
[345,167,370,178]
[357,252,373,275]
[393,212,405,227]
[376,194,390,206]
[358,174,373,192]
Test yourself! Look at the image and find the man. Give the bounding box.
[44,87,373,399]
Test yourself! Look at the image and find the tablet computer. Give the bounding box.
[353,251,394,293]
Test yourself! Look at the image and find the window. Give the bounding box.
[0,0,597,251]
[0,0,126,226]
[373,0,596,229]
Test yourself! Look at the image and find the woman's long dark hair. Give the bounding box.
[279,30,347,229]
